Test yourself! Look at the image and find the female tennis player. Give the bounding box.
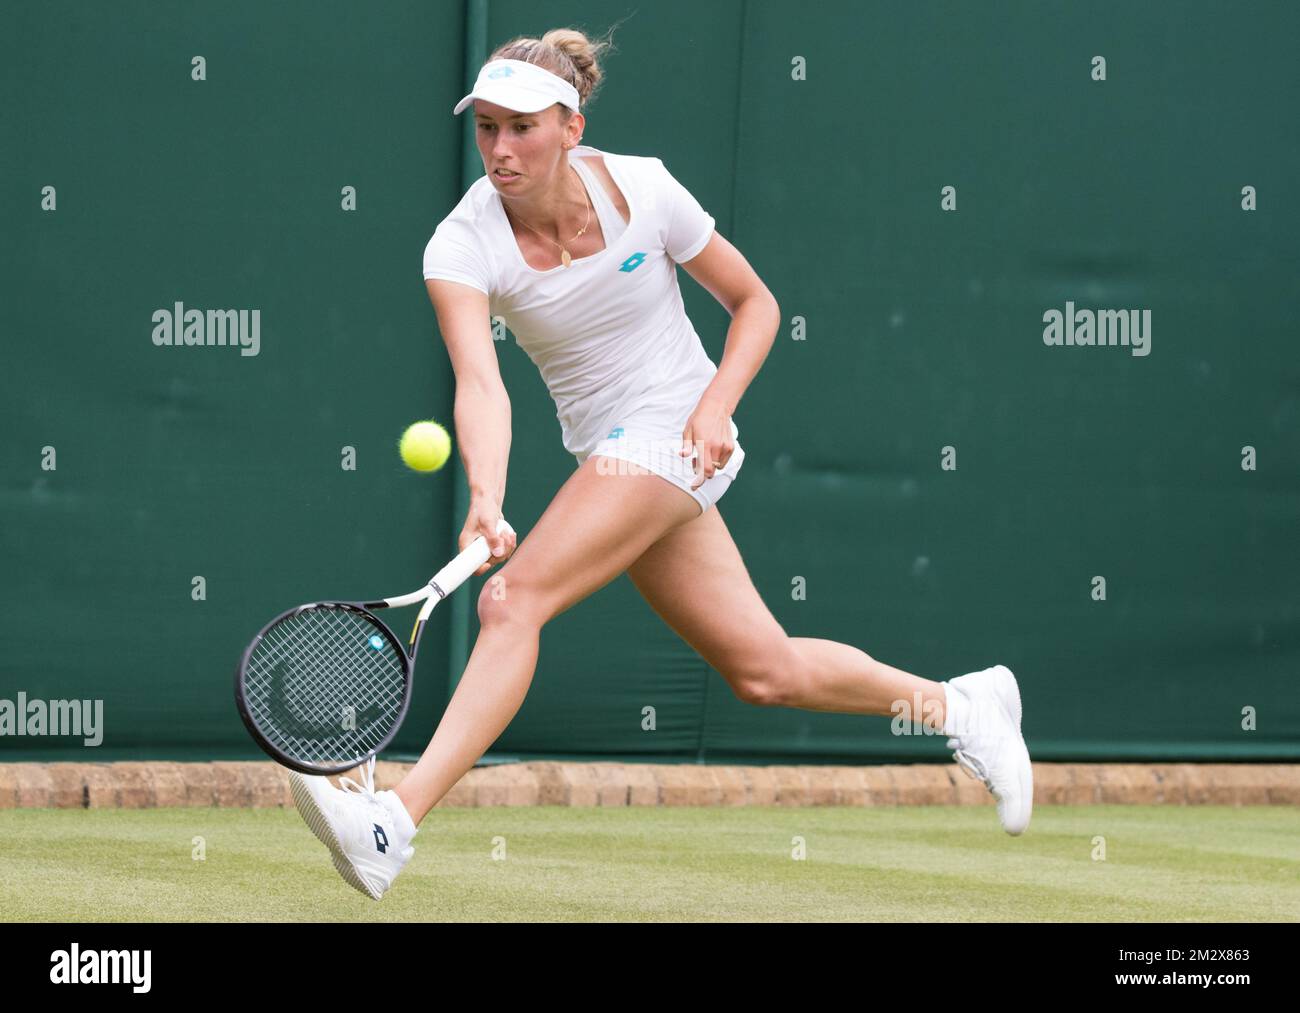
[289,28,1033,900]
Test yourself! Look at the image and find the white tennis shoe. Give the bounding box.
[288,756,418,900]
[943,665,1033,835]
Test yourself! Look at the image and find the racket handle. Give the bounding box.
[431,517,515,597]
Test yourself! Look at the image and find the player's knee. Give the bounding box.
[728,676,775,706]
[476,571,545,629]
[725,659,795,707]
[723,636,801,707]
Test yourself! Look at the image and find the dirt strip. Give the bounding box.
[0,762,1296,809]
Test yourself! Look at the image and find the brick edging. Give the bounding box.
[0,761,1296,809]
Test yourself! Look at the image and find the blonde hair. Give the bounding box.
[488,26,617,121]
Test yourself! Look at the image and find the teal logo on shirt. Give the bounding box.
[618,252,647,272]
[606,426,625,439]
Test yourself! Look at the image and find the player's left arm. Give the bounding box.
[678,230,781,418]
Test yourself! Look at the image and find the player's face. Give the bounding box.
[474,100,577,191]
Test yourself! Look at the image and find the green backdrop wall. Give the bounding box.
[2,1,1296,765]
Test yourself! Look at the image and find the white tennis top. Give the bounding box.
[421,145,719,460]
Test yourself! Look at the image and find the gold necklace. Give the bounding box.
[506,164,592,268]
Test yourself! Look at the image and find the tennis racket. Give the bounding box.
[234,517,515,775]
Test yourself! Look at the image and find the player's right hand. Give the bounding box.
[461,496,516,576]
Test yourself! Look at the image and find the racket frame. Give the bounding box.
[234,519,515,775]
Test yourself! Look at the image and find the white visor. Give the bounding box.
[452,58,581,116]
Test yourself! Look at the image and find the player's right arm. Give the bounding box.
[425,279,515,573]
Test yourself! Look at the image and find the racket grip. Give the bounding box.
[431,517,515,596]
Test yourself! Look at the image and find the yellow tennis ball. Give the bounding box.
[399,420,451,472]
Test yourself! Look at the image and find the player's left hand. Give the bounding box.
[680,396,735,490]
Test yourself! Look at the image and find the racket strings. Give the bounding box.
[242,605,407,767]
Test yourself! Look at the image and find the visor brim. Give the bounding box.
[452,86,561,116]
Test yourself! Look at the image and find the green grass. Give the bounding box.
[2,805,1297,921]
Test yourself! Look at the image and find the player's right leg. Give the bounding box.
[391,452,703,825]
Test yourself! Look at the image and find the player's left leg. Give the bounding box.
[625,504,1033,834]
[625,503,946,719]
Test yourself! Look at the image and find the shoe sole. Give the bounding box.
[991,665,1032,835]
[288,773,382,900]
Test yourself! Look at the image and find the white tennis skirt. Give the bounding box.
[575,416,745,515]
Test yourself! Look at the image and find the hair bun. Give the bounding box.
[489,25,618,109]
